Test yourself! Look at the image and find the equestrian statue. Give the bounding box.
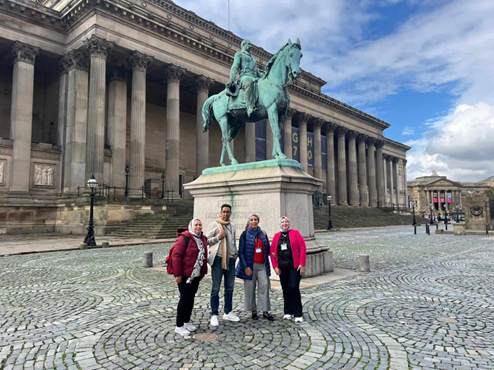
[202,38,303,166]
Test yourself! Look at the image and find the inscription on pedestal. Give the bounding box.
[33,164,55,187]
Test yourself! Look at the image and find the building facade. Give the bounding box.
[0,0,409,233]
[407,172,490,214]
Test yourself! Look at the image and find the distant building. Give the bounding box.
[407,171,490,214]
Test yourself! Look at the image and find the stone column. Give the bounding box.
[336,126,348,205]
[107,66,128,192]
[347,130,359,206]
[283,109,293,159]
[313,118,323,181]
[57,57,70,191]
[84,35,114,184]
[326,123,337,203]
[366,138,377,207]
[8,42,39,198]
[63,50,89,194]
[393,158,399,207]
[357,134,368,206]
[298,113,309,171]
[403,159,408,208]
[245,122,256,162]
[388,156,395,207]
[128,51,153,197]
[195,75,214,175]
[375,140,385,207]
[266,119,274,160]
[164,64,185,194]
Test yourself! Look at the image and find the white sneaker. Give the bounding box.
[184,322,196,331]
[222,312,240,322]
[283,314,293,320]
[174,326,190,336]
[294,317,304,323]
[210,315,219,327]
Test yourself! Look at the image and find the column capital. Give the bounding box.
[12,41,39,64]
[107,65,128,83]
[65,50,89,72]
[357,133,368,143]
[83,35,114,60]
[311,117,324,129]
[375,139,385,149]
[164,64,186,83]
[402,159,408,165]
[335,126,348,137]
[195,75,214,93]
[325,122,337,132]
[296,112,309,125]
[347,130,358,140]
[383,153,391,160]
[58,55,71,75]
[285,108,295,119]
[392,157,399,164]
[366,136,376,146]
[127,51,154,72]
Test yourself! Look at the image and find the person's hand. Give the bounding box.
[233,254,238,260]
[245,267,253,277]
[297,265,305,275]
[274,267,281,276]
[218,230,226,240]
[175,276,182,284]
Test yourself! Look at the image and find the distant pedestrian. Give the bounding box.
[172,219,208,336]
[270,216,306,323]
[206,204,240,326]
[236,214,274,321]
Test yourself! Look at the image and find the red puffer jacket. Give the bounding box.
[171,231,208,278]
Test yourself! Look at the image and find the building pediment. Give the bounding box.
[423,178,459,188]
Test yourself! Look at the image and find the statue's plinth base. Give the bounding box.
[185,159,333,277]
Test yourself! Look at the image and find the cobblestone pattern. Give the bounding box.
[1,227,493,369]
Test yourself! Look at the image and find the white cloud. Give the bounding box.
[402,126,415,135]
[406,102,494,182]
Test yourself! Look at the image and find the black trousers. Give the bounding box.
[176,277,200,327]
[279,267,302,317]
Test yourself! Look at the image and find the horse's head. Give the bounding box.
[286,38,303,83]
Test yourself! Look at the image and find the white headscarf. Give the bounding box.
[280,216,290,232]
[187,218,205,284]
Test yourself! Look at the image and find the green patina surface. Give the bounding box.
[202,158,302,175]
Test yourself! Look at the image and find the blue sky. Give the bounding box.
[177,0,494,182]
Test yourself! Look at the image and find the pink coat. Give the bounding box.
[270,229,307,269]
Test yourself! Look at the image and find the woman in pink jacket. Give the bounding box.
[270,216,306,323]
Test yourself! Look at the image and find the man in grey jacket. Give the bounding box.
[206,204,239,326]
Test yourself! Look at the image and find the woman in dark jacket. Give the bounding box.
[171,218,208,336]
[236,214,274,321]
[270,216,306,323]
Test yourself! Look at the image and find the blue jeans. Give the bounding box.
[210,256,236,316]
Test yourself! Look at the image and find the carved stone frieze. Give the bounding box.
[164,64,186,83]
[107,65,129,83]
[127,50,154,72]
[31,151,61,161]
[33,164,55,187]
[0,147,13,156]
[195,75,214,92]
[83,35,115,60]
[12,41,39,64]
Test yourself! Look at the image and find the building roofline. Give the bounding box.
[384,137,411,151]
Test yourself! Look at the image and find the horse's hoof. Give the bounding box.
[231,159,239,165]
[276,154,287,160]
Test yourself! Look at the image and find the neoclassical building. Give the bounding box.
[0,0,409,233]
[407,172,490,214]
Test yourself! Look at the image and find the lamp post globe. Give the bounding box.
[83,174,98,247]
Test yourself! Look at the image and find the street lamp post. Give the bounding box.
[430,203,434,225]
[327,195,333,231]
[412,201,417,226]
[83,174,98,247]
[444,208,448,230]
[161,172,165,199]
[456,204,460,223]
[125,165,130,198]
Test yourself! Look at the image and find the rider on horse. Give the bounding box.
[228,39,261,117]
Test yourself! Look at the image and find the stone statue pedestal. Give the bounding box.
[184,158,333,277]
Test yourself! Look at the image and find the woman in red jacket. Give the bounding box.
[171,218,208,336]
[270,216,306,323]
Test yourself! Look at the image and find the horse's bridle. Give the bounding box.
[265,46,297,88]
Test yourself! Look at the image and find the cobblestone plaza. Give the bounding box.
[1,227,493,369]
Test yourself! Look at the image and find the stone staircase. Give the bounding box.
[313,206,428,230]
[109,201,193,239]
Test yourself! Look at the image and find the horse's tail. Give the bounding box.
[202,95,215,132]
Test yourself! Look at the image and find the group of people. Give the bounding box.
[170,204,307,336]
